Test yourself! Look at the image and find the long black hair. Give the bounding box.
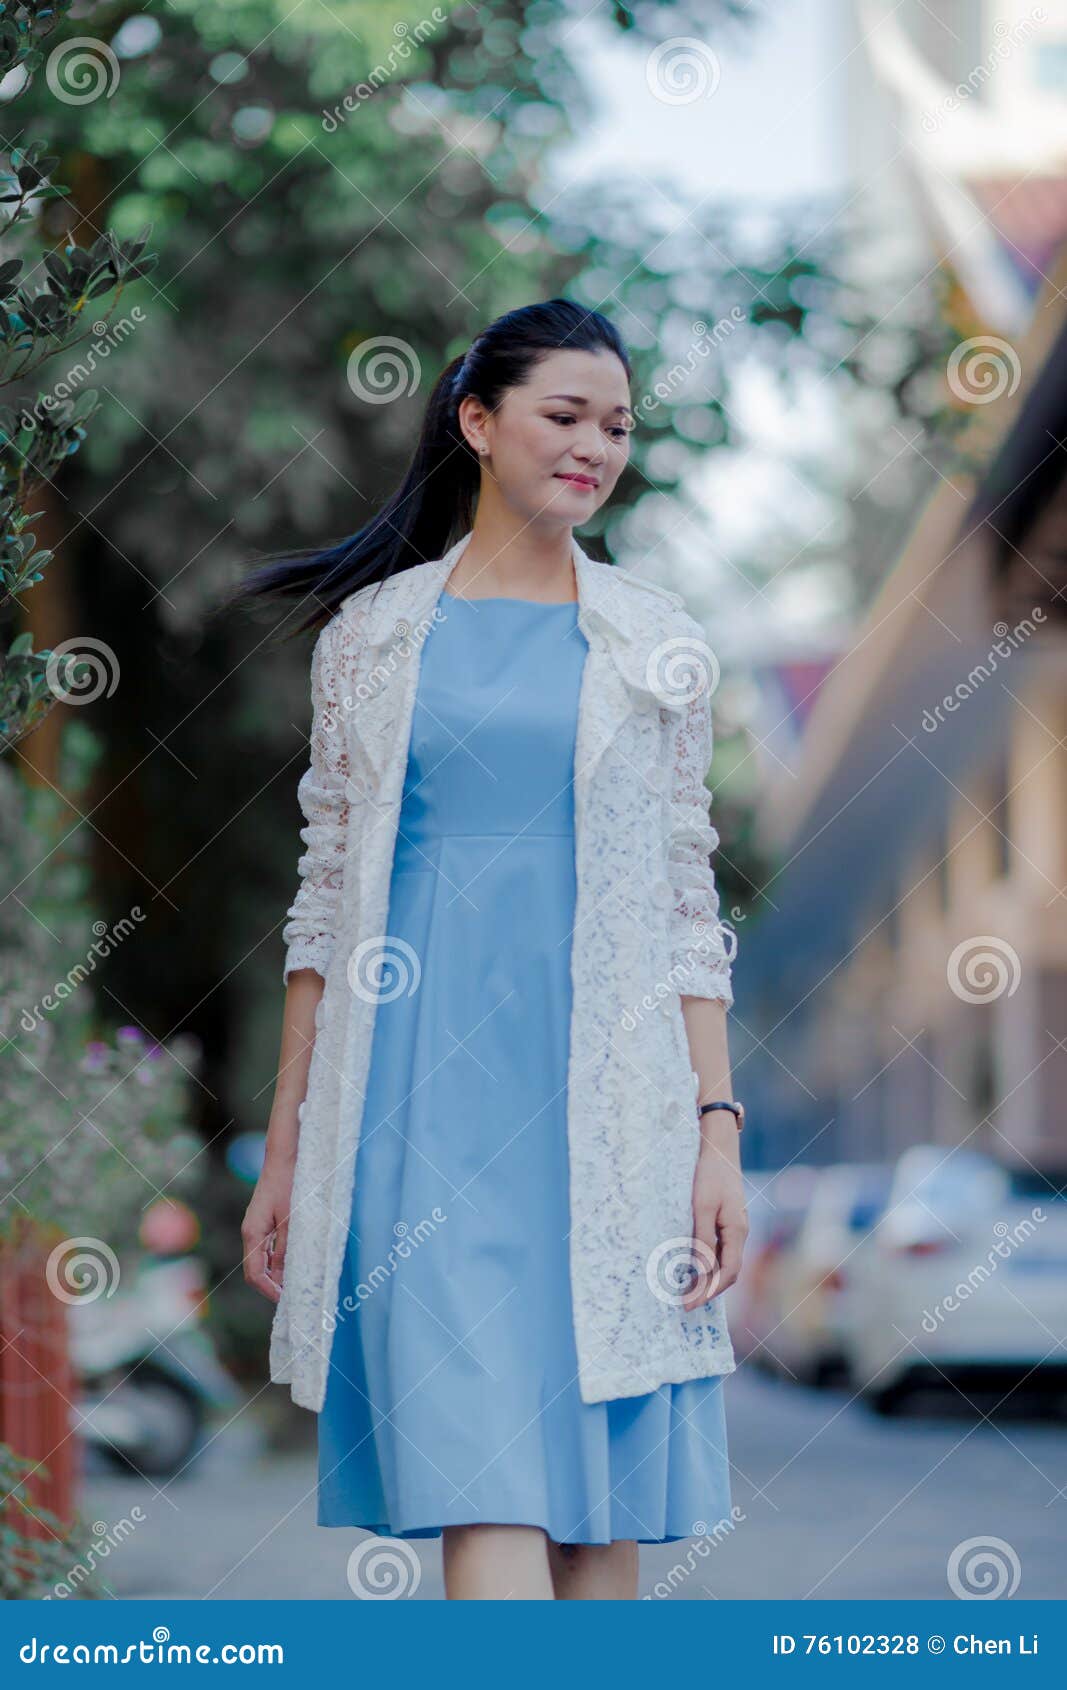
[226,297,631,640]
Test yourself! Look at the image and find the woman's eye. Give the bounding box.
[549,414,631,440]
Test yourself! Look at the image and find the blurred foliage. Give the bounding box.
[0,1,157,748]
[0,9,196,1596]
[0,2,76,82]
[0,725,201,1244]
[0,2,194,1264]
[0,1439,105,1599]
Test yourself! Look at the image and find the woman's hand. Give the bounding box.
[242,1154,296,1304]
[681,1129,748,1311]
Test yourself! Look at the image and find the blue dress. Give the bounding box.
[316,587,732,1545]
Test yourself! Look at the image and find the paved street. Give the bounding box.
[81,1367,1066,1601]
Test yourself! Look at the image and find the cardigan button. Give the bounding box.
[651,878,674,907]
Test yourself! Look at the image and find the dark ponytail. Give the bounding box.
[226,298,631,640]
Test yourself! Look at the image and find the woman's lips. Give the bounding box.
[555,473,598,488]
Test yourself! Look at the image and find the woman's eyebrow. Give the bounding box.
[541,393,635,419]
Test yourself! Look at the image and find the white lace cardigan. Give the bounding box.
[269,531,738,1411]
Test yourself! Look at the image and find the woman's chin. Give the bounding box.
[547,476,599,509]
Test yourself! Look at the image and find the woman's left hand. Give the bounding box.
[682,1138,748,1311]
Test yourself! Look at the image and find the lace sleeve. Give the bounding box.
[666,676,735,1006]
[281,614,351,984]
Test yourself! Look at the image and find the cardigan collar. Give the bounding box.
[359,531,657,646]
[341,529,687,801]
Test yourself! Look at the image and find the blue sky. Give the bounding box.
[550,0,857,653]
[557,0,846,207]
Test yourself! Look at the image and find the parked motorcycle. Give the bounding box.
[70,1216,242,1480]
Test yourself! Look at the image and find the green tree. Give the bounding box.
[0,1,198,1588]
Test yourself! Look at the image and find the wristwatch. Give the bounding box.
[697,1099,745,1132]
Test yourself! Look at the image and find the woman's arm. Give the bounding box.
[242,969,323,1303]
[664,666,735,1005]
[243,614,351,1303]
[278,615,351,981]
[663,663,747,1311]
[680,994,746,1311]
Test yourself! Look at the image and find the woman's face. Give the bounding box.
[461,348,634,525]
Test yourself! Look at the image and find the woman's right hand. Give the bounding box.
[242,1155,296,1304]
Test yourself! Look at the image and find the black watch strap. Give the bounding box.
[698,1099,744,1131]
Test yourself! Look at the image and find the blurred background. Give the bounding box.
[1,0,1065,1600]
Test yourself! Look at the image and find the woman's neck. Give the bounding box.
[445,518,578,603]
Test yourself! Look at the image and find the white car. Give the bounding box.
[840,1144,1067,1413]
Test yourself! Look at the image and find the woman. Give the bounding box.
[237,298,748,1600]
